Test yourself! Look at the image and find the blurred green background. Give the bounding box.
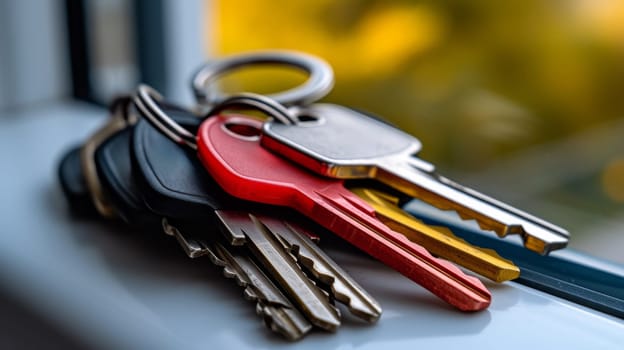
[206,0,624,261]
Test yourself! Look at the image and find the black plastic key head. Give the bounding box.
[94,126,159,229]
[131,113,238,220]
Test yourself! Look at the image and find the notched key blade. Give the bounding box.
[164,221,312,340]
[351,188,520,282]
[258,215,382,322]
[383,160,569,254]
[215,210,341,332]
[212,243,313,341]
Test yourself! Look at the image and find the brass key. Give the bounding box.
[351,187,520,282]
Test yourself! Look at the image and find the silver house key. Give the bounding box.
[260,103,569,254]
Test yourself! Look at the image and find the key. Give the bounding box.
[254,214,382,322]
[214,211,341,331]
[260,103,569,254]
[93,121,317,340]
[213,242,313,340]
[196,114,491,311]
[404,199,624,319]
[162,219,313,340]
[81,96,136,218]
[132,93,381,324]
[350,187,520,282]
[94,123,160,229]
[218,211,382,322]
[58,145,98,216]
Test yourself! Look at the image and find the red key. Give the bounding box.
[197,115,491,311]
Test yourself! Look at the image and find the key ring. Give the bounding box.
[135,84,299,150]
[205,92,297,125]
[192,50,334,108]
[134,84,198,149]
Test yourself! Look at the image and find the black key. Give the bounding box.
[94,127,159,229]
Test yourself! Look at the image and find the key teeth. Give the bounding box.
[423,198,560,254]
[285,237,382,322]
[428,201,504,234]
[260,305,311,342]
[207,243,313,340]
[244,286,259,301]
[273,215,382,321]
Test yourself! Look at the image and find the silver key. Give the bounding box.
[162,219,312,340]
[259,215,382,322]
[261,103,569,254]
[215,211,341,332]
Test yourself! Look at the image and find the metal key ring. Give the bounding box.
[206,92,298,125]
[135,85,298,150]
[192,50,334,107]
[134,84,199,150]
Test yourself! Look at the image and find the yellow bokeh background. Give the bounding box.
[205,0,624,205]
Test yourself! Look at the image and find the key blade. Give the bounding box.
[351,188,520,282]
[377,159,569,254]
[256,214,382,322]
[215,210,341,332]
[309,188,491,311]
[212,242,313,341]
[160,219,312,340]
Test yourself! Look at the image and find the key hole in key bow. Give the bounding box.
[222,118,262,141]
[294,114,324,126]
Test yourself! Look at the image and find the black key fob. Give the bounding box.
[94,126,160,229]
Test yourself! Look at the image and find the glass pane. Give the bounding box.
[209,0,624,263]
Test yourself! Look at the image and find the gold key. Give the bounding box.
[351,187,520,282]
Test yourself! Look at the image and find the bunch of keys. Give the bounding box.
[57,55,382,340]
[59,50,577,340]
